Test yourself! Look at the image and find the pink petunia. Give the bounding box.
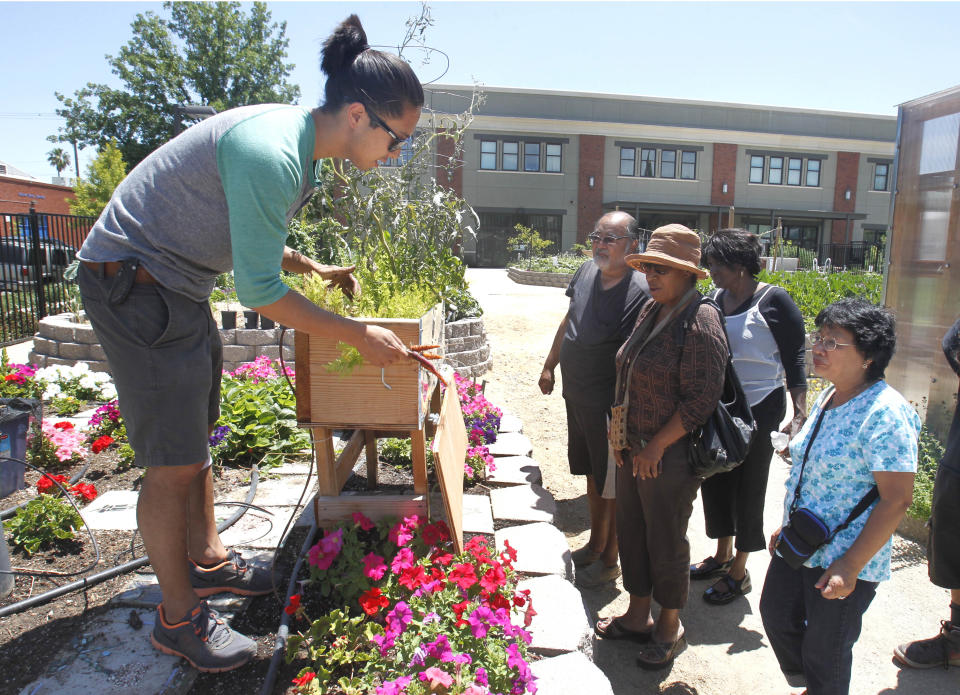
[390,546,415,574]
[418,667,453,690]
[352,511,375,530]
[363,552,387,580]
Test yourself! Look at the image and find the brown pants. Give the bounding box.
[615,439,702,609]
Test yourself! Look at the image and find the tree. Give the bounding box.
[46,148,71,177]
[508,224,554,269]
[49,1,300,170]
[69,141,127,218]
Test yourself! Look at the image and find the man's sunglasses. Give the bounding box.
[365,105,408,152]
[635,262,673,276]
[587,233,630,245]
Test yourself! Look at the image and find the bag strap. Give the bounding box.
[613,286,699,408]
[789,387,880,540]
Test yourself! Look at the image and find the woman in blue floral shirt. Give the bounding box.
[760,298,920,695]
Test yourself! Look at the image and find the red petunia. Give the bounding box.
[358,587,389,616]
[429,548,454,566]
[479,563,506,593]
[489,592,510,611]
[399,565,428,591]
[292,671,316,687]
[447,563,478,591]
[53,421,74,430]
[421,520,450,547]
[284,593,301,616]
[451,599,472,627]
[91,435,114,454]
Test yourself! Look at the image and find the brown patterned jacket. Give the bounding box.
[615,296,728,445]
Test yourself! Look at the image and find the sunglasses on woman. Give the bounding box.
[635,262,672,276]
[808,332,854,351]
[364,105,408,152]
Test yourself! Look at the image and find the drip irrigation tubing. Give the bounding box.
[0,460,91,520]
[0,464,259,619]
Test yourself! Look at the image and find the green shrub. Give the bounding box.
[509,253,588,274]
[4,495,84,555]
[908,425,946,521]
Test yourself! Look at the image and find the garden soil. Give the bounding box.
[466,268,958,695]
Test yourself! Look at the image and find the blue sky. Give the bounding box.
[3,1,960,180]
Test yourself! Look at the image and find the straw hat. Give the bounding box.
[625,224,707,279]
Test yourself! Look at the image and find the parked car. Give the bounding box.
[0,237,77,289]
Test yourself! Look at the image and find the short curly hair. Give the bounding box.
[702,229,762,277]
[815,298,896,381]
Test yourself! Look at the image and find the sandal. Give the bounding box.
[636,627,687,670]
[594,616,653,643]
[703,570,752,605]
[570,545,602,567]
[689,556,733,580]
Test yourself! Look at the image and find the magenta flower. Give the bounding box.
[376,675,412,695]
[389,521,414,547]
[390,546,415,574]
[363,552,387,580]
[468,605,494,638]
[424,634,454,662]
[352,511,375,530]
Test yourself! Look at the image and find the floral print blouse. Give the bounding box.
[781,381,920,582]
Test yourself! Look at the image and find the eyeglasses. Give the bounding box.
[588,233,630,245]
[364,104,408,152]
[808,332,854,351]
[635,262,672,276]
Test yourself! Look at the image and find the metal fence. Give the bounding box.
[0,205,96,346]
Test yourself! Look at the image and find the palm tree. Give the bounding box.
[47,147,71,177]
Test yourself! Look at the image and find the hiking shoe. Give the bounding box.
[151,601,257,673]
[575,559,621,589]
[190,549,274,597]
[894,621,960,669]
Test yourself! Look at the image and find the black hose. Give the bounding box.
[0,465,259,619]
[259,515,318,695]
[0,459,91,520]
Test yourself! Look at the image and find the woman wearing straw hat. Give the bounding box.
[593,224,728,669]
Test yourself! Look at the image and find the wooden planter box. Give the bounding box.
[295,303,444,430]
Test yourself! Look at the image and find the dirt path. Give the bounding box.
[467,268,958,695]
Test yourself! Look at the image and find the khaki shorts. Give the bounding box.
[77,262,222,467]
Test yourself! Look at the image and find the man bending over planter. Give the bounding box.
[75,16,422,673]
[539,211,649,588]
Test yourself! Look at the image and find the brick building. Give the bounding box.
[423,86,896,267]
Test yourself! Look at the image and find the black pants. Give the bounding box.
[700,387,786,553]
[760,555,877,695]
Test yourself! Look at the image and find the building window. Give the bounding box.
[806,159,821,187]
[480,140,497,170]
[639,148,657,177]
[545,143,562,173]
[660,150,676,179]
[680,150,697,180]
[783,224,819,250]
[524,142,540,172]
[768,157,783,184]
[749,155,764,183]
[787,158,802,186]
[873,163,889,191]
[863,228,886,246]
[502,141,518,171]
[620,147,636,176]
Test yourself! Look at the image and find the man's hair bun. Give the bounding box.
[320,14,369,77]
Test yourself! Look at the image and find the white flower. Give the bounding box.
[100,384,117,400]
[43,382,62,399]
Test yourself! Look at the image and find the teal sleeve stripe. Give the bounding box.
[216,111,306,307]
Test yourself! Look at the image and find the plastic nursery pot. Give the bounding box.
[220,310,237,329]
[259,315,275,329]
[243,310,259,329]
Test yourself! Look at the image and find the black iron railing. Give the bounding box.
[0,205,95,346]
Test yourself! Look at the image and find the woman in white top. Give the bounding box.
[690,229,808,604]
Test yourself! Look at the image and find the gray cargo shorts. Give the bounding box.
[77,261,222,467]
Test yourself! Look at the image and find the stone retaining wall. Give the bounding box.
[30,312,491,379]
[506,267,574,288]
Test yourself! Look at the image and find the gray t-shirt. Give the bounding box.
[79,104,319,305]
[559,261,648,407]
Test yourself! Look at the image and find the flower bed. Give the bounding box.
[285,513,538,695]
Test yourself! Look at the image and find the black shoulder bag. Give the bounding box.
[774,397,880,570]
[686,297,757,478]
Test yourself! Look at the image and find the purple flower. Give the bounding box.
[209,425,230,447]
[425,634,454,662]
[468,605,494,638]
